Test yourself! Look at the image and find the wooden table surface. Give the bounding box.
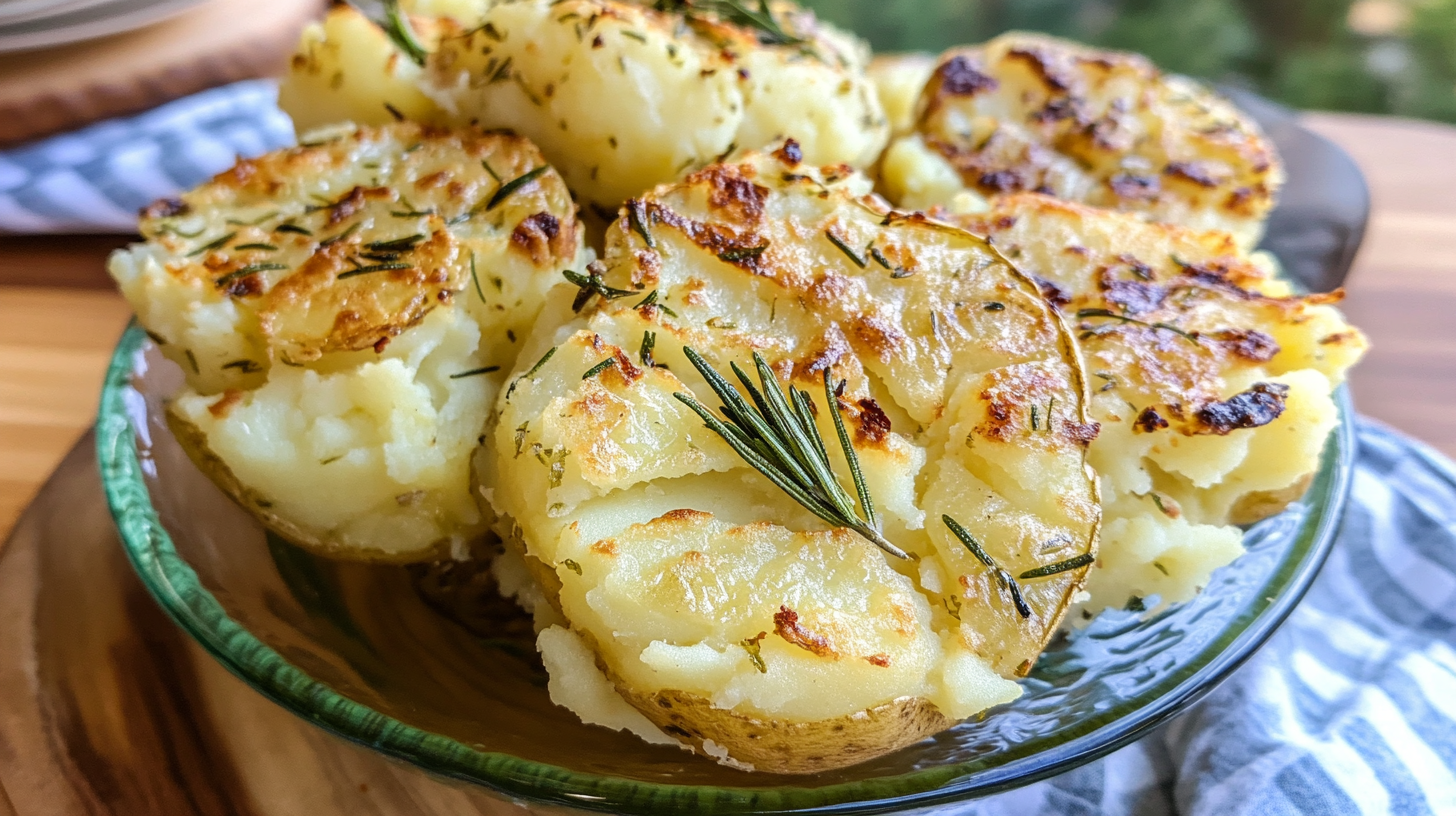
[0,111,1453,813]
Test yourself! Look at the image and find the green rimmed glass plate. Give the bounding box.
[96,95,1362,813]
[96,326,1353,814]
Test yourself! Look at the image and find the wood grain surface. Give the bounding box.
[0,112,1453,813]
[0,0,324,146]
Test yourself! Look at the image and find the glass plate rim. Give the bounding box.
[97,323,1354,815]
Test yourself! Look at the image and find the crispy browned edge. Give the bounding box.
[487,203,1101,773]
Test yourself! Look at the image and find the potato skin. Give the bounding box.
[167,406,446,563]
[620,686,950,775]
[505,527,951,774]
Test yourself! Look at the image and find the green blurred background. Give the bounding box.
[801,0,1456,123]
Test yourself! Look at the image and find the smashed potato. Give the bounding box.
[881,32,1284,248]
[110,122,584,561]
[279,0,888,211]
[484,145,1100,772]
[952,193,1366,612]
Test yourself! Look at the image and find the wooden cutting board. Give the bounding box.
[0,0,325,147]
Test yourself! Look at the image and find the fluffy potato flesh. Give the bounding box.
[109,122,584,560]
[486,146,1100,771]
[881,33,1283,248]
[952,193,1367,613]
[868,52,936,137]
[279,4,464,134]
[412,0,886,209]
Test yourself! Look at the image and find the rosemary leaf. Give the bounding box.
[320,222,362,247]
[188,231,237,257]
[1077,307,1200,345]
[825,372,875,528]
[487,165,550,210]
[214,263,287,286]
[582,358,617,380]
[1019,553,1095,580]
[506,346,557,400]
[470,253,487,303]
[943,514,1031,618]
[628,199,656,248]
[337,262,412,279]
[449,366,501,379]
[718,244,767,263]
[640,330,657,368]
[382,0,429,66]
[365,233,425,252]
[826,229,866,268]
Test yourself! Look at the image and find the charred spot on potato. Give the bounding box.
[1135,406,1169,433]
[853,398,892,444]
[1108,173,1159,201]
[1163,161,1222,188]
[773,605,837,658]
[1032,276,1072,310]
[510,211,563,264]
[774,138,803,165]
[936,54,998,96]
[1101,280,1166,316]
[1194,382,1288,435]
[978,169,1024,193]
[1205,328,1279,362]
[1005,47,1071,92]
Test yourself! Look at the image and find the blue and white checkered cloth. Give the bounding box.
[0,80,293,234]
[6,83,1455,814]
[957,420,1456,816]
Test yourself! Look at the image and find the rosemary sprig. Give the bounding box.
[564,268,637,311]
[672,348,906,559]
[382,0,429,67]
[487,166,550,210]
[1077,308,1200,346]
[942,514,1032,618]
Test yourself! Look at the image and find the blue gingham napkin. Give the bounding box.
[953,420,1456,816]
[0,80,292,233]
[8,83,1455,814]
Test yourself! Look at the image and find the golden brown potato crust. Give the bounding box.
[911,33,1282,245]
